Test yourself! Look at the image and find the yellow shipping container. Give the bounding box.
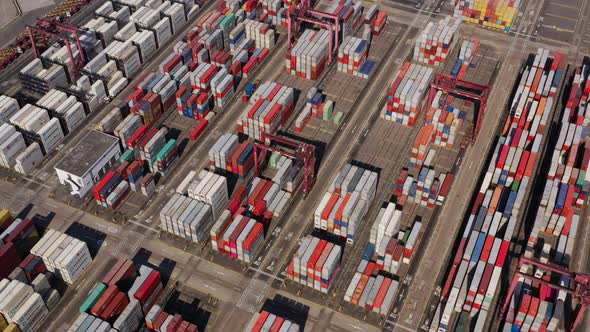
[0,210,11,228]
[3,323,21,332]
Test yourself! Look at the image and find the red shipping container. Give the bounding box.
[243,223,264,251]
[270,317,284,332]
[91,284,119,316]
[127,125,149,149]
[0,243,21,279]
[163,54,182,73]
[166,314,183,332]
[251,311,270,332]
[189,120,209,141]
[103,258,126,285]
[100,291,129,320]
[154,312,169,332]
[135,271,162,303]
[110,259,136,286]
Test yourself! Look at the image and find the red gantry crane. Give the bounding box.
[427,73,490,143]
[500,257,590,332]
[253,133,316,196]
[27,18,88,80]
[286,0,340,64]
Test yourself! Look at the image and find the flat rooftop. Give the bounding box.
[55,130,120,177]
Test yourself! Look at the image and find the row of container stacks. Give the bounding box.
[30,229,92,285]
[176,169,229,219]
[394,163,455,208]
[382,62,434,126]
[207,133,255,177]
[362,5,387,38]
[453,0,520,31]
[295,88,335,131]
[286,29,330,80]
[0,279,50,332]
[245,310,300,332]
[452,39,480,79]
[314,163,378,243]
[324,0,364,39]
[337,36,374,78]
[245,177,292,216]
[210,211,265,263]
[287,235,342,293]
[430,49,566,332]
[237,81,295,141]
[344,265,399,315]
[145,305,198,332]
[413,16,460,66]
[501,59,590,332]
[423,92,466,148]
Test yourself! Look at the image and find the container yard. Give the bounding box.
[1,0,590,331]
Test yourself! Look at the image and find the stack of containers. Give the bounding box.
[286,29,330,80]
[454,0,520,31]
[145,305,199,332]
[413,16,461,66]
[9,104,65,155]
[114,114,143,148]
[501,58,590,332]
[395,158,455,208]
[184,170,229,220]
[373,217,423,272]
[337,36,370,77]
[294,88,335,131]
[208,134,254,177]
[154,139,178,175]
[382,62,434,126]
[210,68,235,108]
[141,127,168,168]
[0,124,27,169]
[260,0,283,25]
[35,89,87,135]
[0,279,49,332]
[0,95,20,122]
[237,81,295,141]
[244,19,275,50]
[424,91,466,147]
[127,265,163,315]
[324,1,364,38]
[212,212,265,262]
[431,49,565,332]
[244,310,301,332]
[68,313,112,332]
[159,193,214,243]
[452,39,480,79]
[314,163,378,243]
[244,177,292,218]
[343,266,399,315]
[89,284,130,322]
[19,59,69,94]
[30,229,93,285]
[286,235,342,293]
[270,154,304,194]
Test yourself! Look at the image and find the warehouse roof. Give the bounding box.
[55,130,120,177]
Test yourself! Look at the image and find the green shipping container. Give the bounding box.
[120,149,134,163]
[270,152,281,168]
[455,312,469,332]
[79,283,107,313]
[156,140,177,162]
[333,111,344,126]
[220,13,235,31]
[511,180,520,192]
[322,100,333,121]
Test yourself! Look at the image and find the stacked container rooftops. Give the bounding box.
[55,130,120,177]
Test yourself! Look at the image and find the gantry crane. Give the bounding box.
[500,257,590,332]
[253,133,316,196]
[286,0,340,64]
[27,18,87,80]
[427,74,490,143]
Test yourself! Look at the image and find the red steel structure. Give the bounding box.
[500,257,590,332]
[27,18,87,80]
[253,133,316,196]
[427,73,490,143]
[286,0,340,64]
